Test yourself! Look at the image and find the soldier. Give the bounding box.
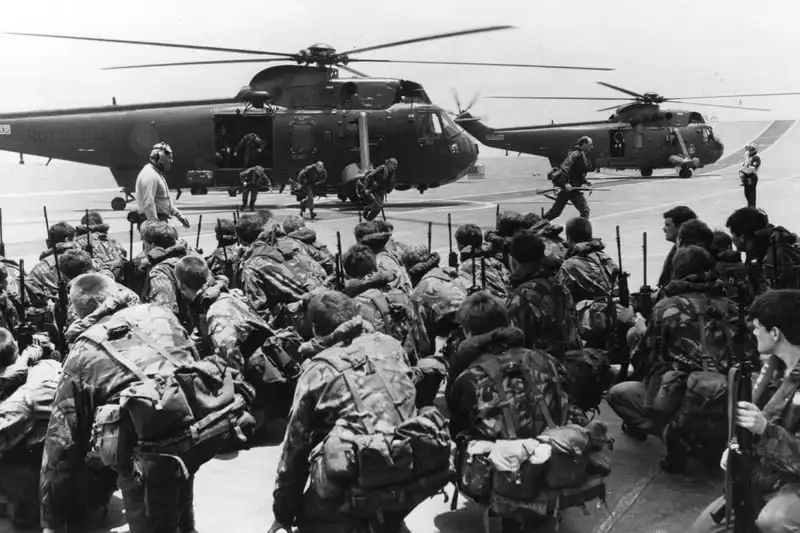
[710,230,753,306]
[239,165,271,212]
[523,212,569,260]
[506,230,581,359]
[455,223,510,298]
[0,265,20,334]
[281,215,335,275]
[404,246,446,288]
[269,290,418,533]
[74,211,127,282]
[608,246,746,445]
[658,206,698,290]
[29,222,77,302]
[688,289,800,533]
[484,210,528,267]
[355,221,413,294]
[726,206,800,291]
[258,219,328,290]
[292,161,327,219]
[133,141,190,228]
[139,220,192,327]
[676,218,714,251]
[739,143,761,208]
[542,136,594,221]
[375,219,412,269]
[236,216,310,321]
[358,157,399,218]
[206,218,243,286]
[233,132,266,168]
[557,217,619,304]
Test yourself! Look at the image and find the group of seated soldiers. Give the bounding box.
[0,203,796,533]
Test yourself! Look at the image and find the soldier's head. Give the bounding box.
[215,219,237,247]
[455,224,483,251]
[69,273,117,319]
[374,220,394,234]
[315,161,325,171]
[710,231,734,256]
[725,207,770,253]
[671,245,714,280]
[577,136,593,153]
[0,328,19,371]
[60,249,95,282]
[404,244,431,270]
[175,256,213,301]
[386,158,398,171]
[48,222,76,248]
[676,219,714,251]
[149,141,174,171]
[509,230,546,273]
[140,221,178,253]
[458,291,510,337]
[80,211,104,226]
[749,289,800,353]
[497,211,527,238]
[307,290,357,337]
[662,206,698,243]
[256,210,274,224]
[235,216,265,246]
[354,221,378,243]
[343,244,377,279]
[565,217,593,246]
[282,215,306,235]
[745,143,758,155]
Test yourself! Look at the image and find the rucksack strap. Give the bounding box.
[520,356,563,428]
[476,358,520,439]
[368,294,393,321]
[81,325,151,383]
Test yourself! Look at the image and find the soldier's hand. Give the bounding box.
[736,401,768,435]
[720,447,729,472]
[564,184,573,192]
[177,214,191,229]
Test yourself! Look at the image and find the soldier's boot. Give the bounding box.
[310,211,317,220]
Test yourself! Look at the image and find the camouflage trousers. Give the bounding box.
[606,381,659,436]
[118,453,196,533]
[688,483,800,533]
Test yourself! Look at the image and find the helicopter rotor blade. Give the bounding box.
[103,58,287,70]
[596,104,623,112]
[596,81,645,99]
[451,88,462,112]
[667,91,800,100]
[466,91,482,112]
[345,25,515,56]
[668,100,770,112]
[338,64,370,78]
[489,95,632,101]
[4,32,296,58]
[350,58,614,71]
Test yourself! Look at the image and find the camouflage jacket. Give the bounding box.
[557,239,619,304]
[712,250,754,306]
[631,273,751,375]
[446,326,570,440]
[75,225,127,281]
[412,266,469,341]
[142,242,190,323]
[0,358,60,457]
[344,271,432,363]
[751,357,800,493]
[273,236,328,289]
[0,290,19,334]
[40,303,201,529]
[406,251,441,288]
[385,238,411,268]
[189,276,271,370]
[206,242,243,287]
[458,245,510,299]
[751,225,800,293]
[240,240,311,320]
[529,220,568,260]
[286,228,335,275]
[273,322,413,525]
[64,282,140,344]
[376,249,413,294]
[506,257,581,359]
[29,242,77,301]
[1,258,49,311]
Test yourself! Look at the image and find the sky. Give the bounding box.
[1,0,800,159]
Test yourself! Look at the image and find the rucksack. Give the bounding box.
[512,276,579,359]
[356,289,417,360]
[82,318,250,474]
[665,371,728,467]
[455,355,612,519]
[308,352,452,521]
[682,296,739,373]
[562,348,611,412]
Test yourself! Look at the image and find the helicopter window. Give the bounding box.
[429,113,444,136]
[290,123,315,156]
[439,112,461,137]
[701,128,710,143]
[688,112,705,124]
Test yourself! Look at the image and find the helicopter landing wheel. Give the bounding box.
[640,167,653,177]
[679,167,693,179]
[111,197,127,211]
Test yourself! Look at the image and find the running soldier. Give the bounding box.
[543,136,594,221]
[239,165,271,212]
[557,217,619,304]
[292,161,327,219]
[74,211,127,282]
[358,158,398,219]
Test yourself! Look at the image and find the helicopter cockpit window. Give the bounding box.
[688,112,705,124]
[430,113,444,136]
[439,112,461,137]
[701,127,711,143]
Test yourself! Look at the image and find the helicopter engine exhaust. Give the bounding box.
[358,111,371,171]
[668,154,700,169]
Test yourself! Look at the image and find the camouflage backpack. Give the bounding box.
[77,233,127,282]
[680,295,741,373]
[561,348,611,412]
[308,350,452,520]
[510,276,580,358]
[356,288,416,357]
[276,238,327,289]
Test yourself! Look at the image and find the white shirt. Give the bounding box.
[134,164,180,221]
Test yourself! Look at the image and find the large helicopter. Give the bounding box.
[0,27,613,211]
[455,82,800,178]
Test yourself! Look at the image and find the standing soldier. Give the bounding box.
[739,143,761,208]
[292,161,327,220]
[543,136,594,221]
[239,165,271,212]
[133,142,190,228]
[233,132,266,168]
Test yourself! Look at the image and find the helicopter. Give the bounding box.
[0,27,614,211]
[455,81,800,178]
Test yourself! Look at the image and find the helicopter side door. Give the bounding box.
[609,129,626,158]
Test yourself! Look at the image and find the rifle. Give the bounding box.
[770,234,780,289]
[0,208,5,257]
[480,254,486,290]
[217,219,234,284]
[196,214,204,254]
[43,207,68,353]
[334,231,344,291]
[638,232,654,320]
[448,214,458,268]
[468,250,480,294]
[427,222,432,253]
[613,226,632,382]
[15,260,36,350]
[84,209,94,258]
